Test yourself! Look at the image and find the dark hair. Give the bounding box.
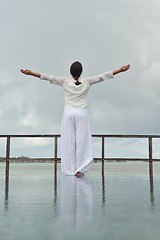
[70,61,83,80]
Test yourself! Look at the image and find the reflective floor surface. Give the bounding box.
[0,162,160,240]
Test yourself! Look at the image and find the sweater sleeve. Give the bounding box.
[86,71,114,85]
[40,73,66,86]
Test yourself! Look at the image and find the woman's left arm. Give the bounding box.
[113,64,130,75]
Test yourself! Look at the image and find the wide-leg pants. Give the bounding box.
[60,108,93,175]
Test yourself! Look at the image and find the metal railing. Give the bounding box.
[1,134,160,177]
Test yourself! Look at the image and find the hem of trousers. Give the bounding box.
[61,159,93,176]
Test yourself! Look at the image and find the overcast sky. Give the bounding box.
[1,0,160,158]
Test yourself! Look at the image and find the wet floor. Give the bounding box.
[0,162,160,240]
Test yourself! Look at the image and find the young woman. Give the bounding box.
[21,62,130,177]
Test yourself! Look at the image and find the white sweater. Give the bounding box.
[40,71,113,109]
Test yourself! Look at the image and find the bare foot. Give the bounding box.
[75,172,84,178]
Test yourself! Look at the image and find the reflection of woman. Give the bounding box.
[60,175,93,226]
[21,62,130,177]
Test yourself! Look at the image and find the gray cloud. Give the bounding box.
[1,0,160,157]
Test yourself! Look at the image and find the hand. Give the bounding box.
[120,64,130,72]
[20,69,32,75]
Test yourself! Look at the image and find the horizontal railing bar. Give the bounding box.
[92,134,160,138]
[1,158,160,162]
[1,134,160,138]
[0,134,61,138]
[94,158,160,161]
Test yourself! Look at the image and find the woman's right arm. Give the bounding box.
[20,69,41,78]
[20,69,66,86]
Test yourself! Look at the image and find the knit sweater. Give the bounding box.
[40,71,113,109]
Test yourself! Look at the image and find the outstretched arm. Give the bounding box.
[21,69,66,86]
[113,64,130,75]
[20,69,41,78]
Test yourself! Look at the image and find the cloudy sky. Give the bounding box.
[1,0,160,158]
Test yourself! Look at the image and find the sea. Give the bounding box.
[0,161,160,240]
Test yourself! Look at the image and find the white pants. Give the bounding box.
[60,108,93,175]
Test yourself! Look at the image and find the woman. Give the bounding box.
[21,61,130,177]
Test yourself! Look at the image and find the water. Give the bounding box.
[0,162,160,240]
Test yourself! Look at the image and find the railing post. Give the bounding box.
[5,136,10,177]
[148,137,153,178]
[54,136,58,177]
[102,136,105,176]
